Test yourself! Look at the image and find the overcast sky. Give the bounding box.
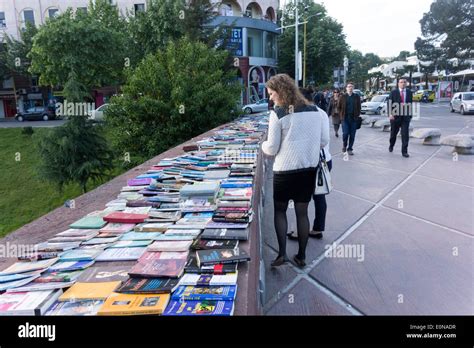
[282,0,435,58]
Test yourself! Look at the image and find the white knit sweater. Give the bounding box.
[262,105,330,173]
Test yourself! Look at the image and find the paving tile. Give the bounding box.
[383,175,474,235]
[310,207,474,315]
[265,278,354,315]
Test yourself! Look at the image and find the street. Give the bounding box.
[261,103,474,315]
[0,119,66,128]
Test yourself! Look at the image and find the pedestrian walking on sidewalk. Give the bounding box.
[288,87,333,241]
[387,78,413,158]
[338,82,362,155]
[327,88,342,137]
[262,74,329,268]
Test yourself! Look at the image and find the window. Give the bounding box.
[76,7,87,14]
[48,8,59,18]
[134,4,145,14]
[0,12,5,28]
[247,29,263,57]
[23,10,35,26]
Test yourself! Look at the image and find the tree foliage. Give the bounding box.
[106,37,241,160]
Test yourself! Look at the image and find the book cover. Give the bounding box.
[0,289,62,316]
[55,229,100,237]
[116,278,179,294]
[81,237,120,245]
[6,280,75,292]
[184,256,237,274]
[0,258,59,276]
[69,216,107,229]
[178,273,238,286]
[0,274,41,292]
[59,249,102,261]
[103,212,148,224]
[0,271,42,284]
[99,223,136,234]
[196,248,250,267]
[147,240,193,252]
[95,247,146,262]
[120,232,161,241]
[45,299,104,316]
[128,259,186,278]
[36,242,82,252]
[205,222,249,230]
[108,240,152,248]
[171,285,237,301]
[34,270,83,283]
[201,228,249,240]
[163,300,234,316]
[191,239,239,250]
[97,293,170,316]
[59,281,121,301]
[48,260,95,273]
[77,266,131,283]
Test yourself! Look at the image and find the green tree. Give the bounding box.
[106,37,241,160]
[37,117,115,193]
[29,5,127,101]
[278,0,348,86]
[416,0,473,63]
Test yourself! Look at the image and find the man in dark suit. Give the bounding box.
[387,78,413,158]
[338,82,362,155]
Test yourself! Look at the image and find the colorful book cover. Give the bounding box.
[127,178,153,186]
[191,239,239,250]
[120,232,162,241]
[0,290,62,316]
[108,240,152,248]
[77,266,131,283]
[97,293,170,316]
[184,256,237,275]
[116,278,179,294]
[196,248,250,267]
[48,260,95,273]
[45,299,104,316]
[0,258,59,276]
[69,216,107,229]
[103,212,148,224]
[95,247,146,262]
[99,223,136,234]
[0,274,41,292]
[59,249,102,261]
[163,300,234,316]
[171,285,237,301]
[59,281,121,301]
[178,273,238,287]
[147,240,193,252]
[34,270,83,283]
[128,259,186,279]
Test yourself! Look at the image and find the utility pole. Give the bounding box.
[294,0,299,86]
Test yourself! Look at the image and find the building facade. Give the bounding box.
[0,0,279,118]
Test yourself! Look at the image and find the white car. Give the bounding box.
[361,94,389,115]
[88,103,108,121]
[450,92,474,115]
[242,99,269,114]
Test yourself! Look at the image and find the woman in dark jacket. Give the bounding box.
[327,88,342,137]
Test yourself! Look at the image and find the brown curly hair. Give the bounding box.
[266,74,309,110]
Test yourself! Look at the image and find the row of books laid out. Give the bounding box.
[0,115,270,316]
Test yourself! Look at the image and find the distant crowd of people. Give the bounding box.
[262,74,414,268]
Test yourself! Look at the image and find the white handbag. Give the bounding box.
[314,150,333,195]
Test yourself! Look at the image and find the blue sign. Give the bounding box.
[229,28,243,57]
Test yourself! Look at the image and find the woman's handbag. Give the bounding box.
[314,150,333,195]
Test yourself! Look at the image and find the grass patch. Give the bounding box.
[0,126,129,238]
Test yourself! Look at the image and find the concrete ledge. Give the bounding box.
[441,134,474,155]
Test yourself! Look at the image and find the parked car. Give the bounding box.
[15,106,56,122]
[413,90,435,103]
[450,92,474,115]
[88,103,108,121]
[242,99,269,114]
[361,94,390,115]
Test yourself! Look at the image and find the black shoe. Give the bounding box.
[309,230,323,239]
[402,153,409,158]
[389,146,393,153]
[348,150,354,156]
[287,231,298,240]
[271,255,289,267]
[293,254,306,268]
[335,132,339,138]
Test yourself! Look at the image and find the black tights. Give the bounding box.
[274,200,310,260]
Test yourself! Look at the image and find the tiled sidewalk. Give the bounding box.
[261,104,474,315]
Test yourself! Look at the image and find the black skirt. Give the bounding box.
[273,169,317,203]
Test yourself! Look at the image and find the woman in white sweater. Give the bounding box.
[262,74,329,267]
